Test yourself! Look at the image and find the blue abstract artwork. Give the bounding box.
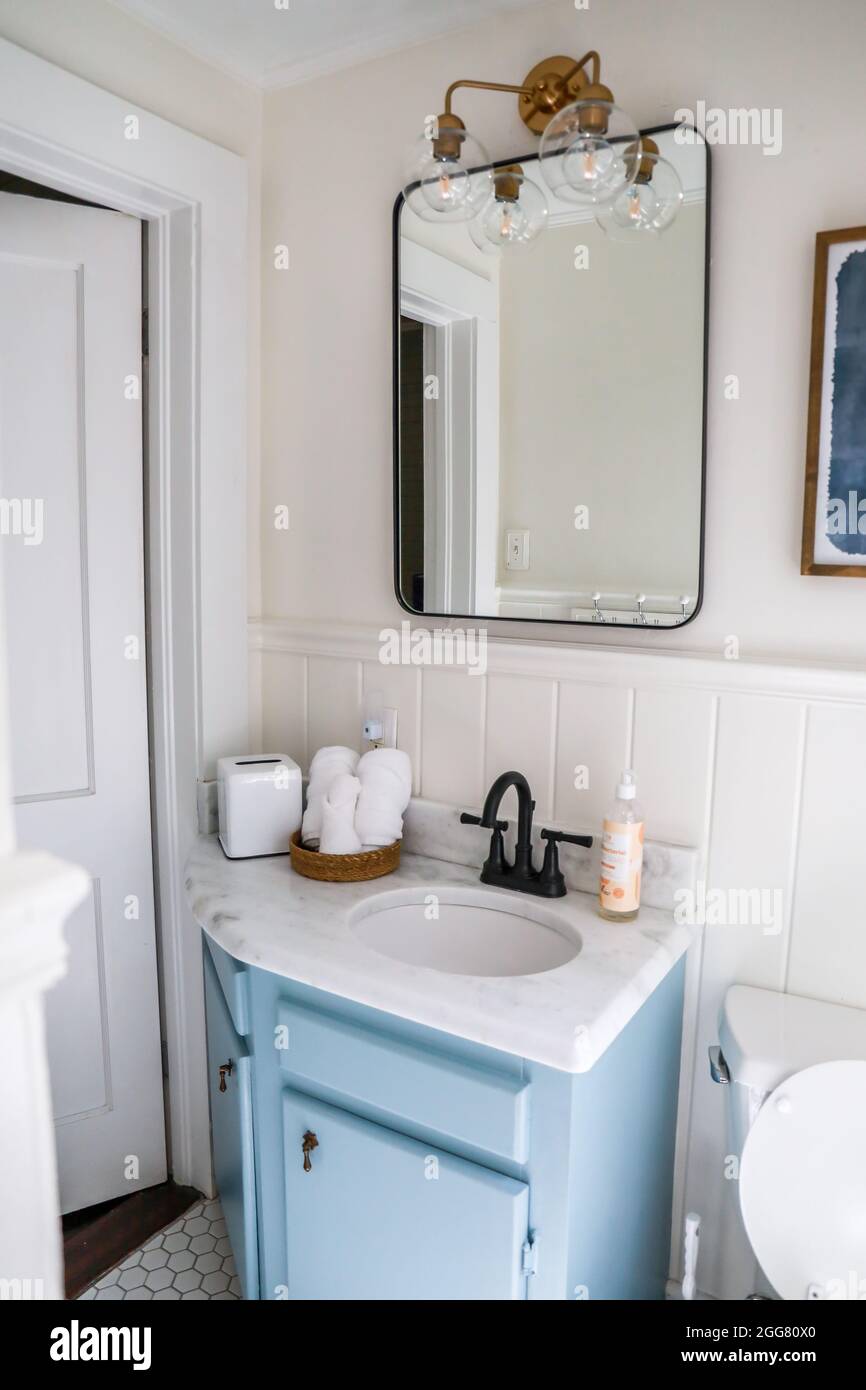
[825,247,866,555]
[806,232,866,571]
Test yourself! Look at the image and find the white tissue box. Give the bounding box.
[217,754,302,859]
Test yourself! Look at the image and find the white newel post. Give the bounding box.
[0,852,89,1299]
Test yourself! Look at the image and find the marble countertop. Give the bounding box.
[186,835,693,1073]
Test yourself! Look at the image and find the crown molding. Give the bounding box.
[108,0,554,94]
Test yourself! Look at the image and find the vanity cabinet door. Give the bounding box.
[204,952,259,1299]
[282,1090,529,1300]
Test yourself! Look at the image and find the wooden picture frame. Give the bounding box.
[802,226,866,576]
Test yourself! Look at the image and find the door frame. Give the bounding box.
[397,239,500,615]
[400,292,477,614]
[0,37,250,1194]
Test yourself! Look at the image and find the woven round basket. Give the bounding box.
[289,830,400,883]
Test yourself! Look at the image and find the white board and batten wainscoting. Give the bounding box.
[251,617,866,1301]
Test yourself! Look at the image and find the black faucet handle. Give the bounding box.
[461,812,508,831]
[541,827,593,849]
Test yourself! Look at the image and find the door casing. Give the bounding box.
[0,37,250,1195]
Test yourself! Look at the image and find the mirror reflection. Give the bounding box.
[396,126,708,627]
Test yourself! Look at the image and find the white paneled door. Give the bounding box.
[0,193,166,1213]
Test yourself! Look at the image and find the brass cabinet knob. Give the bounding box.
[302,1130,319,1172]
[218,1060,234,1093]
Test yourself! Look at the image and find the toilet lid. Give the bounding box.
[740,1060,866,1300]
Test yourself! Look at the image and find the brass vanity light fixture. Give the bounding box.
[403,51,645,243]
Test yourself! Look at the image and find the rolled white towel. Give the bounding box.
[302,745,359,846]
[354,748,412,846]
[358,747,411,795]
[319,773,363,855]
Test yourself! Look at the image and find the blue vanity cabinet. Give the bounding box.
[282,1090,529,1299]
[203,950,259,1299]
[203,934,685,1301]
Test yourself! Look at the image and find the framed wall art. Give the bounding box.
[802,226,866,576]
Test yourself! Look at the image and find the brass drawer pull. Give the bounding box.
[302,1130,319,1172]
[218,1060,234,1093]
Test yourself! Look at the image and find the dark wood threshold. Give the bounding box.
[63,1180,201,1300]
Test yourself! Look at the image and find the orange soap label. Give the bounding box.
[599,819,644,915]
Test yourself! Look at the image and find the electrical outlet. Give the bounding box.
[506,529,530,571]
[361,706,398,750]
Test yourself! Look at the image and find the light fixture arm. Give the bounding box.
[560,50,601,88]
[442,51,601,119]
[443,78,533,116]
[436,50,610,142]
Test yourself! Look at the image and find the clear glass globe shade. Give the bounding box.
[403,128,493,223]
[596,152,684,239]
[468,173,548,253]
[538,100,639,206]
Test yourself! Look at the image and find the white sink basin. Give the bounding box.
[350,885,581,977]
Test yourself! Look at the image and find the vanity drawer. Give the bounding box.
[276,999,530,1164]
[204,935,251,1038]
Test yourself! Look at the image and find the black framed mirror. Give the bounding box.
[393,123,709,629]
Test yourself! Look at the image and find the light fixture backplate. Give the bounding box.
[519,55,589,134]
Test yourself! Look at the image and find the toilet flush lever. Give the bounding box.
[302,1130,319,1172]
[708,1045,730,1084]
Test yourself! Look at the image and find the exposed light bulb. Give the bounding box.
[468,167,548,254]
[596,149,683,239]
[538,99,639,206]
[403,122,493,223]
[426,161,467,213]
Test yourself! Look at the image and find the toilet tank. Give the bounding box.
[719,986,866,1163]
[720,984,866,1103]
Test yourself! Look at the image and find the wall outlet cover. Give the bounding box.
[362,706,398,751]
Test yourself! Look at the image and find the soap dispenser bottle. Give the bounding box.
[599,769,644,921]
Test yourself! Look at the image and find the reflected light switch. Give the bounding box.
[506,529,530,571]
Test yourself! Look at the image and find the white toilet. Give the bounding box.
[712,985,866,1300]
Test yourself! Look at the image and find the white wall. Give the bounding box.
[0,0,264,618]
[402,203,499,282]
[257,0,866,1300]
[261,0,866,667]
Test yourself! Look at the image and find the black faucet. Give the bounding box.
[460,771,592,898]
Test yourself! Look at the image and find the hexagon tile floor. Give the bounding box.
[77,1199,241,1301]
